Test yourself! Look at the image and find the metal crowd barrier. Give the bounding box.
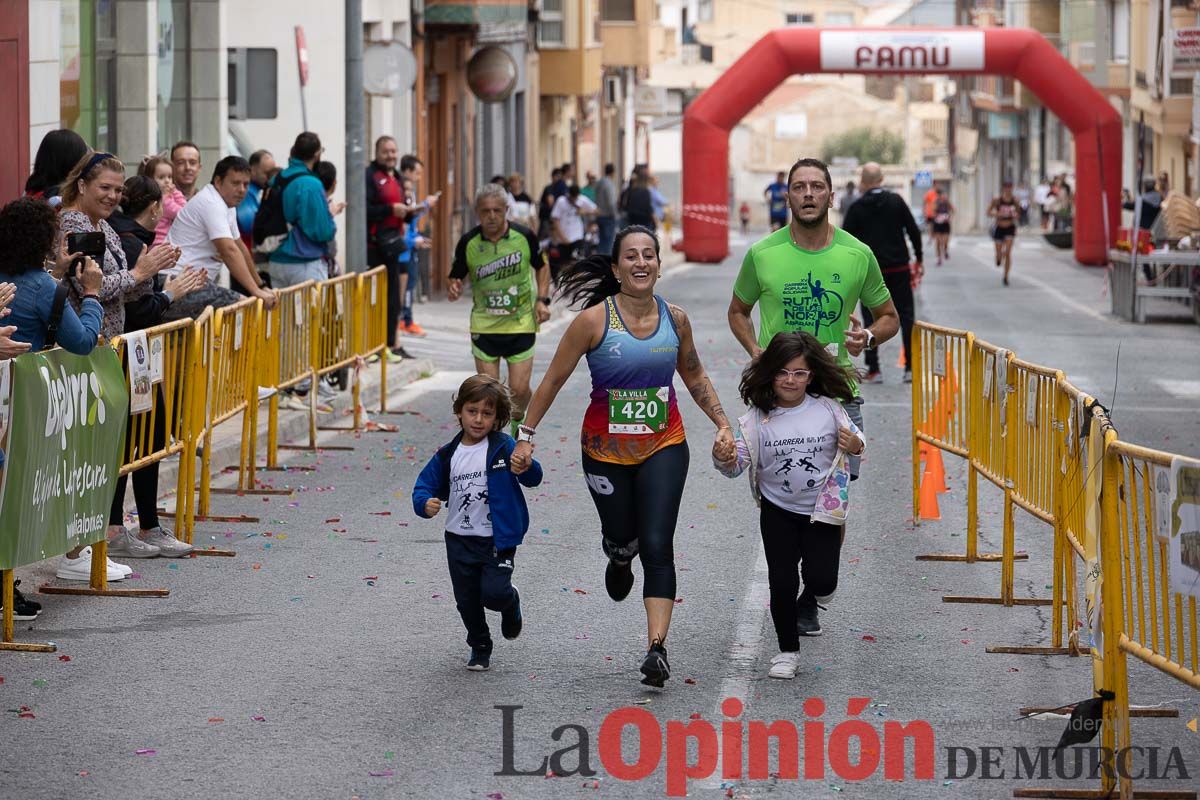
[260,281,317,468]
[913,320,1199,800]
[4,271,407,650]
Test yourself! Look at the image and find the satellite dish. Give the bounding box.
[363,43,417,95]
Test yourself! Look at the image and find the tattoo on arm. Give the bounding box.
[684,348,700,373]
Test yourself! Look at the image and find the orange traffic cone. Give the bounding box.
[927,447,949,494]
[919,463,941,521]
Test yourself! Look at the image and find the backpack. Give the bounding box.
[252,172,302,254]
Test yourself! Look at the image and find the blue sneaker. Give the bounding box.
[467,648,491,671]
[501,587,523,640]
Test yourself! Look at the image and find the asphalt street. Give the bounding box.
[2,232,1198,799]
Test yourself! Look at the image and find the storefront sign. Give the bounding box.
[820,31,985,73]
[1172,27,1200,72]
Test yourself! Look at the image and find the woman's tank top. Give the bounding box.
[582,295,687,464]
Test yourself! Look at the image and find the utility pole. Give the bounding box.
[345,0,366,272]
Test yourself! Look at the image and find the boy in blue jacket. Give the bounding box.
[413,375,543,671]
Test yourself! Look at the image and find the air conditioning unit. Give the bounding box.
[604,74,621,107]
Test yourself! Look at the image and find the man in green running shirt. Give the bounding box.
[449,183,552,429]
[728,157,899,478]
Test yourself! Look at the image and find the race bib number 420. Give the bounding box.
[608,387,669,435]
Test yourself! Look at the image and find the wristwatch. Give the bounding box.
[516,424,537,443]
[864,330,877,351]
[537,296,552,305]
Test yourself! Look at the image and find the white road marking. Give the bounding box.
[697,538,771,789]
[1154,379,1200,399]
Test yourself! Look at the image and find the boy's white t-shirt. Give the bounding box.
[446,439,492,537]
[756,396,854,515]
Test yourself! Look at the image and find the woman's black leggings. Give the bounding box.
[760,498,843,652]
[581,443,689,600]
[108,386,167,530]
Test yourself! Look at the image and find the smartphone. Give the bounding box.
[66,231,106,260]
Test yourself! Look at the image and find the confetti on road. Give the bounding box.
[369,769,395,777]
[208,718,224,723]
[862,635,877,642]
[135,749,156,756]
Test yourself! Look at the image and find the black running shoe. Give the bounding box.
[640,640,670,688]
[796,598,823,637]
[14,580,40,613]
[391,346,414,359]
[605,559,634,602]
[467,648,491,671]
[501,587,523,640]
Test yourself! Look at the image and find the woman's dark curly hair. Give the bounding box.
[739,331,857,413]
[556,224,659,309]
[0,197,59,277]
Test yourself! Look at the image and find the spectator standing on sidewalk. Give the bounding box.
[266,133,336,290]
[841,162,921,384]
[581,170,598,203]
[506,173,538,232]
[24,128,88,207]
[165,155,277,320]
[237,149,276,249]
[397,154,436,338]
[550,185,598,279]
[107,175,205,560]
[368,137,427,358]
[59,151,175,340]
[538,167,562,239]
[171,141,203,201]
[594,163,618,256]
[60,153,180,581]
[110,175,205,330]
[3,197,109,586]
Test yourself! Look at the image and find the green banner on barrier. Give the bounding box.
[0,348,129,570]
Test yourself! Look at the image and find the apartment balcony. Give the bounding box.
[600,0,666,68]
[540,45,603,97]
[423,0,528,25]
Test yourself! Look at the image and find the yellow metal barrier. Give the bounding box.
[40,320,195,599]
[196,297,262,519]
[260,281,317,467]
[308,274,360,446]
[911,323,972,543]
[358,266,390,425]
[1098,434,1200,799]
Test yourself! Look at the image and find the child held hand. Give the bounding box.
[424,498,442,516]
[837,426,864,455]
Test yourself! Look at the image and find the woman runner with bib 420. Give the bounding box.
[510,225,734,688]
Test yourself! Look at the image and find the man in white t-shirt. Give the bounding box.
[550,184,597,247]
[549,184,597,278]
[165,155,276,321]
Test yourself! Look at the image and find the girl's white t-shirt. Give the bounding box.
[755,396,853,515]
[446,440,492,537]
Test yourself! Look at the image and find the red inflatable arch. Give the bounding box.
[680,27,1122,266]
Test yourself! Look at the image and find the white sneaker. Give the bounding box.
[316,381,338,400]
[56,547,126,582]
[108,557,132,577]
[138,526,194,558]
[768,651,802,680]
[257,386,277,401]
[280,393,308,411]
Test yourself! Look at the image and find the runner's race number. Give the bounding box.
[609,387,669,435]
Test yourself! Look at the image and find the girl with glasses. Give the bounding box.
[714,332,865,680]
